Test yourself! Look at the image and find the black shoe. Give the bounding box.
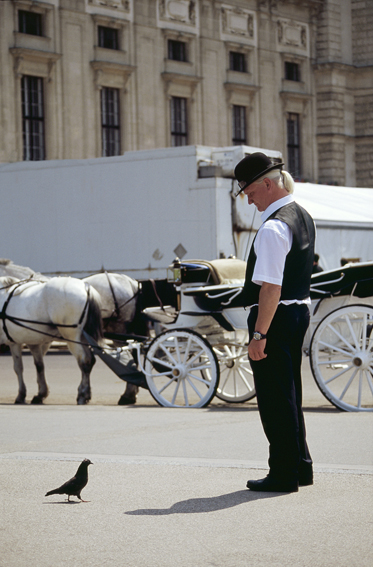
[299,475,313,486]
[246,476,299,493]
[299,466,313,486]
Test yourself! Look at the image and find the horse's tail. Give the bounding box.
[84,289,103,345]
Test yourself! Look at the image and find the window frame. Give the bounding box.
[285,61,300,82]
[287,112,301,178]
[98,25,119,50]
[168,39,187,62]
[229,51,246,73]
[101,87,121,157]
[21,75,46,161]
[18,9,43,36]
[232,105,247,145]
[170,96,188,147]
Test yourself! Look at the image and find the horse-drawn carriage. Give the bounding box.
[1,257,372,411]
[86,258,373,412]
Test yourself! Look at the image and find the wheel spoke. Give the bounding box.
[316,358,353,365]
[182,335,193,364]
[158,342,179,366]
[185,377,203,399]
[184,347,206,367]
[326,323,356,353]
[318,340,354,357]
[324,365,354,384]
[186,372,212,385]
[219,368,233,392]
[237,367,254,391]
[344,313,360,350]
[339,368,359,400]
[171,380,181,405]
[148,355,174,370]
[158,375,178,394]
[182,379,189,407]
[365,369,373,395]
[357,371,363,408]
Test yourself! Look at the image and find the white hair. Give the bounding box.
[254,168,294,194]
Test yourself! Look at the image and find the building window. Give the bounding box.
[21,76,45,161]
[287,113,301,177]
[285,61,300,82]
[232,105,247,145]
[229,52,246,73]
[18,10,42,36]
[170,97,188,146]
[98,26,119,50]
[101,87,121,156]
[168,40,187,62]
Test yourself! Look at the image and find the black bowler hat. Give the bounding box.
[234,152,284,196]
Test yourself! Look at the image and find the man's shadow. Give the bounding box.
[125,489,285,516]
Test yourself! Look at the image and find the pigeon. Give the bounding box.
[45,459,93,502]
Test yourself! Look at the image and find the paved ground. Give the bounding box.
[0,351,372,567]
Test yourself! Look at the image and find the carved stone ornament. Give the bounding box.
[88,0,130,11]
[221,6,254,39]
[277,19,307,49]
[159,0,196,26]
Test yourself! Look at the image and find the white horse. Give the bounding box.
[0,276,103,405]
[82,272,144,404]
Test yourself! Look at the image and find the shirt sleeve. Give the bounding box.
[252,220,293,286]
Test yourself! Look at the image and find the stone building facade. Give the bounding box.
[0,0,372,187]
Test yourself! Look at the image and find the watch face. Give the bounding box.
[253,332,265,340]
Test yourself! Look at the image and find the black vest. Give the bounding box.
[241,201,315,306]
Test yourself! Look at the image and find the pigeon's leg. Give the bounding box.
[10,344,27,404]
[28,343,50,404]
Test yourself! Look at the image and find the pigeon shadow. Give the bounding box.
[125,489,285,516]
[43,500,82,505]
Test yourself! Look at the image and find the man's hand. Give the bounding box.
[248,338,267,361]
[248,282,282,362]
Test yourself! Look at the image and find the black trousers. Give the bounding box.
[248,303,312,482]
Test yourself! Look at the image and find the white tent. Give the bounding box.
[234,182,373,271]
[294,183,373,271]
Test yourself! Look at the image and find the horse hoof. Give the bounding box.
[31,395,44,404]
[14,398,26,405]
[77,397,88,405]
[118,395,137,406]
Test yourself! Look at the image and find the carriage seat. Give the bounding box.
[183,258,246,286]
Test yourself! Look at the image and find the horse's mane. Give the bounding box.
[0,276,20,287]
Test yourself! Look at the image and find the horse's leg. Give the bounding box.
[118,383,139,405]
[10,344,27,404]
[28,344,50,404]
[66,342,96,405]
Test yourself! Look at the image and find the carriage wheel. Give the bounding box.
[310,305,373,412]
[213,333,256,403]
[144,329,220,408]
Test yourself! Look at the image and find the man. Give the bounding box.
[235,152,315,493]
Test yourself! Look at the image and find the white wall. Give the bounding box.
[0,146,235,278]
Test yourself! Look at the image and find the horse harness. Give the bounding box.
[103,271,140,324]
[0,280,91,344]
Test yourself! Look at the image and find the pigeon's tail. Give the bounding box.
[45,488,62,497]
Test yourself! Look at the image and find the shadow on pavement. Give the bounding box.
[125,489,286,515]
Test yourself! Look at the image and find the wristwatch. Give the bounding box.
[253,331,267,341]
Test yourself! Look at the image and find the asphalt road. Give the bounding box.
[0,351,372,567]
